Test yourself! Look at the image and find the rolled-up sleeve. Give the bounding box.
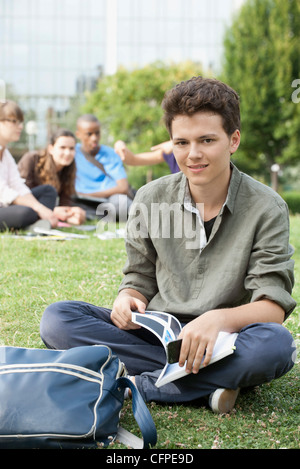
[245,198,296,318]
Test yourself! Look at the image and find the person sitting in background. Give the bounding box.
[0,100,58,231]
[114,139,179,174]
[74,114,133,222]
[18,128,86,225]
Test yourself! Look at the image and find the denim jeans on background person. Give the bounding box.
[0,184,57,231]
[40,300,296,403]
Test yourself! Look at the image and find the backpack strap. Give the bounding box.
[116,376,157,449]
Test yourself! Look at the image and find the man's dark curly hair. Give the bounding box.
[162,76,240,137]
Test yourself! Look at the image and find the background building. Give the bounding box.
[0,0,244,149]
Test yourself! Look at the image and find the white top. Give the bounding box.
[0,147,30,207]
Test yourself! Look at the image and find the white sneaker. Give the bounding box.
[209,388,240,413]
[26,219,51,233]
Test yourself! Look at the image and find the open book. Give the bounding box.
[131,310,238,388]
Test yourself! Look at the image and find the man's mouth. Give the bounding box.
[188,164,209,172]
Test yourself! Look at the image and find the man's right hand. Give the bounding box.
[111,289,148,330]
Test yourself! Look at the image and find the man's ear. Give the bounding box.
[230,129,241,155]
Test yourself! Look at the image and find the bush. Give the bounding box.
[281,192,300,214]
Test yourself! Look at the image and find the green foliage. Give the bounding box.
[281,191,300,214]
[222,0,300,178]
[83,61,203,151]
[82,61,204,187]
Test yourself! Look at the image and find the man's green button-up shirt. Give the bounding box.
[119,164,296,322]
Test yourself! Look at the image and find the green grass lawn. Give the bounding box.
[0,217,299,449]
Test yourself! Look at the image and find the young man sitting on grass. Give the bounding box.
[40,77,296,413]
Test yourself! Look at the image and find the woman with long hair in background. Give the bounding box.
[19,128,86,225]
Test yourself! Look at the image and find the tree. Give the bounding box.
[82,61,204,187]
[221,0,300,183]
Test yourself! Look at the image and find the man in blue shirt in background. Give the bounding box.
[75,114,132,221]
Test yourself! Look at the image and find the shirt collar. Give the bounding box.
[179,162,242,215]
[224,162,242,214]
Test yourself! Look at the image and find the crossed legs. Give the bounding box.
[40,300,296,403]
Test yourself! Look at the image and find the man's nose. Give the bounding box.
[188,143,203,159]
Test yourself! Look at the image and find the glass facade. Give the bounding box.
[0,0,107,96]
[115,0,241,73]
[0,0,244,147]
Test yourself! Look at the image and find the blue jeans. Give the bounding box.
[40,300,296,403]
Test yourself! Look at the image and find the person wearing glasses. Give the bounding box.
[0,100,58,231]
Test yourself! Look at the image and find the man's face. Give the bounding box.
[76,121,101,155]
[171,111,240,198]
